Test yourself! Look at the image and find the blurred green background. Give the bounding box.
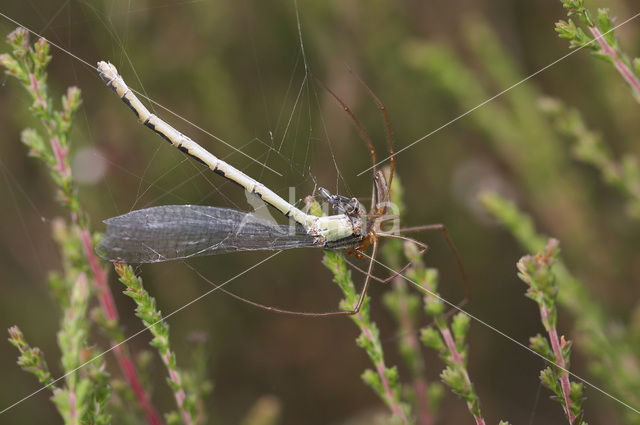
[1,0,639,424]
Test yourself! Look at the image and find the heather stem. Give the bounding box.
[358,312,409,423]
[321,249,411,424]
[1,27,163,425]
[79,212,164,425]
[545,315,575,423]
[589,26,640,100]
[556,1,640,103]
[83,235,164,425]
[439,327,485,425]
[516,239,586,424]
[416,259,489,424]
[115,349,164,425]
[394,277,432,424]
[397,299,432,425]
[115,263,196,425]
[162,350,192,425]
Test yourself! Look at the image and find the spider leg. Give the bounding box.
[242,240,380,317]
[377,232,429,285]
[310,72,378,212]
[347,239,379,314]
[345,239,418,286]
[390,224,468,298]
[184,258,357,317]
[345,64,395,194]
[396,224,466,279]
[343,257,389,284]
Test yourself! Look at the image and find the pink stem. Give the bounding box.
[440,328,462,364]
[413,379,432,425]
[161,351,193,425]
[69,389,77,425]
[79,229,164,425]
[359,314,410,425]
[398,304,432,425]
[440,328,486,425]
[79,230,117,320]
[28,73,46,109]
[27,43,161,424]
[590,26,640,100]
[541,307,575,423]
[50,137,70,177]
[115,346,165,425]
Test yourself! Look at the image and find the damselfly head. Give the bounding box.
[318,187,361,216]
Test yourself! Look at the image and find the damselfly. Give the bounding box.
[96,61,465,316]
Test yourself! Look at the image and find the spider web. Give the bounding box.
[1,1,639,424]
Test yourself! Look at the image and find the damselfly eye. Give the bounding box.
[346,198,359,214]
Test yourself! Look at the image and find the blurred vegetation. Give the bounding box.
[1,1,640,424]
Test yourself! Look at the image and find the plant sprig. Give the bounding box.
[381,174,440,424]
[52,272,105,425]
[383,252,439,424]
[539,97,640,219]
[8,326,55,388]
[517,239,587,424]
[1,27,163,425]
[556,0,640,101]
[308,191,411,424]
[322,250,412,424]
[0,27,81,217]
[480,191,640,420]
[115,263,198,425]
[405,242,491,425]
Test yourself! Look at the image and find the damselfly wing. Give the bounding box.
[97,205,317,263]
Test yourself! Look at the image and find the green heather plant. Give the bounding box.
[317,173,513,424]
[517,239,586,424]
[411,258,486,425]
[382,240,443,425]
[322,250,411,424]
[480,192,640,423]
[114,263,202,425]
[398,0,640,419]
[0,26,124,425]
[0,27,210,425]
[7,326,54,388]
[380,175,479,424]
[556,0,640,101]
[305,196,410,424]
[392,233,508,425]
[380,178,444,425]
[539,96,640,219]
[402,5,639,419]
[401,20,600,258]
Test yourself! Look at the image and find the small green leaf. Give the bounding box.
[420,327,444,352]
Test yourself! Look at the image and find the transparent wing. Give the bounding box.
[96,205,318,263]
